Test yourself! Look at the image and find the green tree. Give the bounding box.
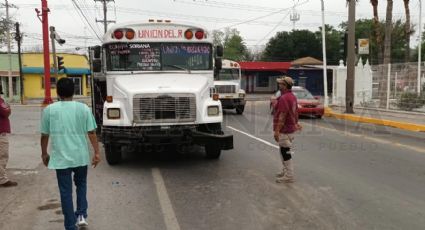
[315,25,343,65]
[211,30,224,48]
[340,19,411,64]
[403,0,411,63]
[223,33,249,61]
[0,11,16,49]
[213,28,250,61]
[262,30,321,61]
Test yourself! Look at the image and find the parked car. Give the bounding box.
[270,86,324,118]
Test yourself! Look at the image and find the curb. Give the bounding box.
[324,107,425,132]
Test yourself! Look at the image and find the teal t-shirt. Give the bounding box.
[40,101,97,169]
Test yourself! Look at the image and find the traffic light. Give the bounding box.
[57,56,65,72]
[339,30,348,60]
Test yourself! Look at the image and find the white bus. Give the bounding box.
[214,59,246,114]
[90,20,233,164]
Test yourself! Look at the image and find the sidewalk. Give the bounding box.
[326,106,425,132]
[245,93,425,132]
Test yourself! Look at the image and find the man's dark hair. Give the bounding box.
[57,78,74,98]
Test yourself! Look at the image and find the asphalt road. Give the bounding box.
[1,101,425,230]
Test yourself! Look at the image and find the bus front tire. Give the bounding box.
[236,105,245,114]
[104,143,122,165]
[205,144,221,159]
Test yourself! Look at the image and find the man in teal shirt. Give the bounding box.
[40,78,101,230]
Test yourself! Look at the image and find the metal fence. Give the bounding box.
[367,62,425,113]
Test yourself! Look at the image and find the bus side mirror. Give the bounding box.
[214,57,222,78]
[215,57,222,70]
[93,46,101,59]
[215,45,223,57]
[93,59,102,72]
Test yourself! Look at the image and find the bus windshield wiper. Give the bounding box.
[163,64,188,71]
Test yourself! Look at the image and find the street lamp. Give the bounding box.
[321,0,329,106]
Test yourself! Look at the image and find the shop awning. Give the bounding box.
[22,67,91,75]
[238,61,291,72]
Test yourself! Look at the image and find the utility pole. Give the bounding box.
[95,0,115,33]
[50,26,58,79]
[290,7,300,31]
[4,0,17,102]
[345,0,356,114]
[14,22,24,104]
[49,26,65,78]
[321,0,328,107]
[36,0,53,105]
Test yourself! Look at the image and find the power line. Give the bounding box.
[70,0,102,41]
[94,0,115,33]
[12,3,412,19]
[78,0,103,35]
[115,7,278,26]
[216,0,310,30]
[255,11,292,45]
[77,0,103,36]
[174,0,297,13]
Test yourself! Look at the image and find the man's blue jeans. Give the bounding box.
[56,166,88,230]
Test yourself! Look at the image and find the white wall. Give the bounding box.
[332,58,373,106]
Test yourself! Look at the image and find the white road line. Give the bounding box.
[227,126,279,149]
[228,124,425,154]
[152,168,181,230]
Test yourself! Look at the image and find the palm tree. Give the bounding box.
[380,0,393,108]
[371,0,383,64]
[403,0,411,63]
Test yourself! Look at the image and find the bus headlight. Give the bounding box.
[207,106,220,116]
[239,93,245,98]
[107,108,121,119]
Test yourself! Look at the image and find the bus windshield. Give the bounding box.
[106,43,212,71]
[215,69,240,81]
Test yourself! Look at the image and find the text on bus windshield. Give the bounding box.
[106,43,212,71]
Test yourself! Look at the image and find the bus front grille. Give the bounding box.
[215,85,236,94]
[133,94,196,123]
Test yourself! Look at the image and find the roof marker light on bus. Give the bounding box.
[125,29,135,39]
[195,30,204,40]
[106,96,113,103]
[165,20,171,23]
[184,30,193,39]
[157,19,163,23]
[148,19,154,22]
[114,30,124,39]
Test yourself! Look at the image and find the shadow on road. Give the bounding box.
[105,145,220,170]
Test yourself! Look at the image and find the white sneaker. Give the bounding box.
[76,215,88,227]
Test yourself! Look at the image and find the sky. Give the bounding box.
[2,0,420,53]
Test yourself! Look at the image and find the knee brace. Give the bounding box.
[280,147,292,161]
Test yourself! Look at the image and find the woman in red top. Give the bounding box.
[0,86,17,187]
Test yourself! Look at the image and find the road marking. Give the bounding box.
[152,168,181,230]
[227,126,279,149]
[228,124,425,154]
